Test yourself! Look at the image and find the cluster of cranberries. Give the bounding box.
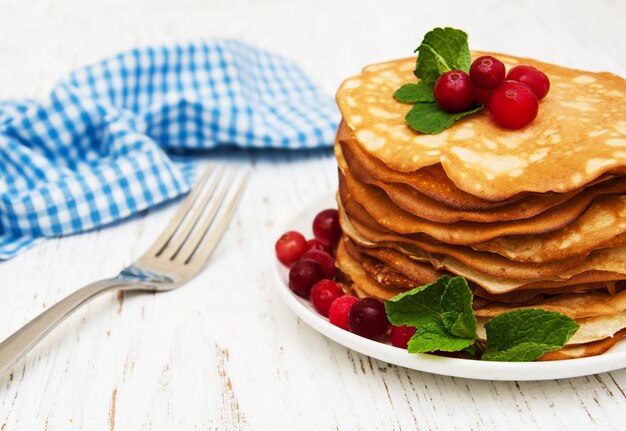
[434,56,550,129]
[275,209,417,349]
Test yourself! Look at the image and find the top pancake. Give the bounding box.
[336,52,626,200]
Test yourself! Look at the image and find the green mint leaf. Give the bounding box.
[440,276,476,338]
[408,321,476,353]
[393,27,476,135]
[405,103,482,134]
[414,27,471,87]
[393,82,435,103]
[482,309,580,362]
[385,276,476,353]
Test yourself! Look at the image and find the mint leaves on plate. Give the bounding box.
[393,27,483,134]
[385,276,476,353]
[483,309,580,362]
[385,276,580,362]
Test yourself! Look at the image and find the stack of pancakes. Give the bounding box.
[333,53,626,360]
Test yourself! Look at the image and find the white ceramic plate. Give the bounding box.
[273,193,626,381]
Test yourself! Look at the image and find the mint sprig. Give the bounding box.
[414,27,472,87]
[384,276,580,362]
[482,309,580,362]
[393,82,436,103]
[393,27,482,134]
[405,103,482,134]
[385,276,476,353]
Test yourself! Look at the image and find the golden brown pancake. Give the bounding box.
[336,236,401,300]
[336,121,605,216]
[343,235,443,286]
[539,329,626,360]
[474,289,626,319]
[472,198,626,262]
[476,312,626,346]
[340,167,626,247]
[338,199,626,293]
[337,53,626,200]
[340,185,626,280]
[348,238,618,299]
[336,123,527,210]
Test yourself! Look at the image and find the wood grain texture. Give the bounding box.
[0,0,625,429]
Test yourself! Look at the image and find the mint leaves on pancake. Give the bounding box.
[385,276,476,353]
[414,27,472,87]
[405,103,482,136]
[385,276,580,361]
[393,82,435,103]
[482,309,580,362]
[393,27,483,134]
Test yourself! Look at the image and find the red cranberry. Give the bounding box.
[506,65,550,100]
[312,209,342,248]
[310,280,344,317]
[288,260,324,298]
[275,231,308,267]
[300,249,335,279]
[488,81,538,129]
[433,70,475,113]
[470,56,506,90]
[329,295,358,330]
[473,87,492,106]
[390,325,416,349]
[348,298,390,340]
[306,237,333,255]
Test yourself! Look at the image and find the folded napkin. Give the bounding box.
[0,39,339,259]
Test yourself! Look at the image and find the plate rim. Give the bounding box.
[273,192,626,381]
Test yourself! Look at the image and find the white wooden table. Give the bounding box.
[1,0,625,429]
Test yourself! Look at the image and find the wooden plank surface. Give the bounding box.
[0,0,625,429]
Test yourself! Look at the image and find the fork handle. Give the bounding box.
[0,278,132,377]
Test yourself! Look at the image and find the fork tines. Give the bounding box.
[146,164,249,267]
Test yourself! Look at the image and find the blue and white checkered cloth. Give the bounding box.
[0,39,339,260]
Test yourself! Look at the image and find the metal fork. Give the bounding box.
[0,165,248,377]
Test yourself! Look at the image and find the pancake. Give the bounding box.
[336,123,527,210]
[340,185,626,280]
[336,236,402,300]
[349,238,617,299]
[337,53,626,200]
[477,311,626,346]
[472,198,626,263]
[340,166,626,247]
[343,236,441,291]
[538,329,626,360]
[474,289,626,319]
[339,200,626,293]
[336,121,604,216]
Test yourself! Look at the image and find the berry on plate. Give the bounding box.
[390,325,416,349]
[275,231,308,266]
[300,249,335,279]
[348,298,390,340]
[288,259,324,298]
[329,295,359,330]
[306,237,333,255]
[310,280,344,317]
[312,209,342,248]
